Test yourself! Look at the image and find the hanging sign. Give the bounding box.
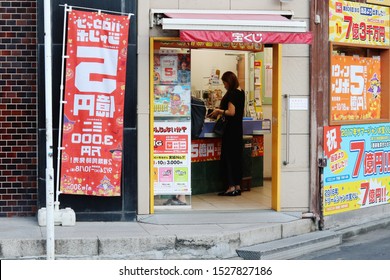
[323,124,390,216]
[60,9,130,196]
[330,55,381,122]
[329,0,390,46]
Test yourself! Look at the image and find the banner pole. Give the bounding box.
[55,4,70,210]
[59,4,134,16]
[44,0,55,260]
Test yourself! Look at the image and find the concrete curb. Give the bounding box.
[0,219,315,260]
[1,214,388,260]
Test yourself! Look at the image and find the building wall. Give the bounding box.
[137,0,151,215]
[0,0,311,217]
[0,0,38,217]
[280,44,310,211]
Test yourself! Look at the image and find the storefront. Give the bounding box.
[34,0,313,221]
[4,0,386,222]
[147,8,312,213]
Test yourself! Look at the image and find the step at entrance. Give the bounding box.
[236,230,342,260]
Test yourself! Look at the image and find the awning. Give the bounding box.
[180,30,312,44]
[150,9,312,44]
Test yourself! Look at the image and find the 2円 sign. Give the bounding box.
[323,124,390,215]
[329,0,390,46]
[60,9,130,196]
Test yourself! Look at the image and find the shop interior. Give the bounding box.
[151,40,274,211]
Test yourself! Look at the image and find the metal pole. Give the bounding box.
[55,4,69,211]
[44,0,55,260]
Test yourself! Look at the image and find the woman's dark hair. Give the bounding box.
[221,71,239,91]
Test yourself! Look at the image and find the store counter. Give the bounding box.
[191,119,270,195]
[198,119,271,138]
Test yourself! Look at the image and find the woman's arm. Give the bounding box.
[224,102,235,117]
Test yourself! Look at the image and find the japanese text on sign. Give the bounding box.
[329,0,390,46]
[323,124,390,215]
[60,10,130,196]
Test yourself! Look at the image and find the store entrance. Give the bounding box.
[151,39,280,212]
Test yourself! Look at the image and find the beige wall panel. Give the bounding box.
[281,109,310,134]
[281,170,310,210]
[281,134,310,168]
[138,0,151,214]
[230,0,280,10]
[150,0,179,9]
[281,0,310,18]
[282,44,310,57]
[179,0,230,9]
[282,57,309,96]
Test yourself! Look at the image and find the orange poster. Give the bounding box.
[60,10,130,196]
[330,55,381,122]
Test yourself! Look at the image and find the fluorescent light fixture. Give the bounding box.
[161,18,307,32]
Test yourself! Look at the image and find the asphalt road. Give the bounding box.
[295,226,390,260]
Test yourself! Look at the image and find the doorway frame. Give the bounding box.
[149,37,282,213]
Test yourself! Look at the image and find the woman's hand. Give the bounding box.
[207,108,223,119]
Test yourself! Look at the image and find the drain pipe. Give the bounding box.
[301,157,327,230]
[317,158,327,230]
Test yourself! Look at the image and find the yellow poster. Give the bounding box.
[329,0,390,46]
[366,0,390,7]
[324,177,390,215]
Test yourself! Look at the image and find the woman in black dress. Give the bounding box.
[208,71,245,196]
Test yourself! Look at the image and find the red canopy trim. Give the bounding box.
[180,30,313,44]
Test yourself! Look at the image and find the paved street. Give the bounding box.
[295,225,390,260]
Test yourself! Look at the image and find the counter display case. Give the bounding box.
[191,119,270,194]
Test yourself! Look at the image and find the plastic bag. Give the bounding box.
[191,97,206,138]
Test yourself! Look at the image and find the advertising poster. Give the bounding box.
[60,10,130,196]
[154,85,191,117]
[329,0,389,46]
[159,55,178,83]
[330,55,381,122]
[154,121,191,195]
[191,136,263,162]
[366,0,390,6]
[323,124,390,215]
[191,138,222,162]
[177,54,191,84]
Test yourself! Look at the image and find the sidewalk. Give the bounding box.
[1,210,389,260]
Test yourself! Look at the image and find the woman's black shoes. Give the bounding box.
[218,190,241,196]
[218,190,236,196]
